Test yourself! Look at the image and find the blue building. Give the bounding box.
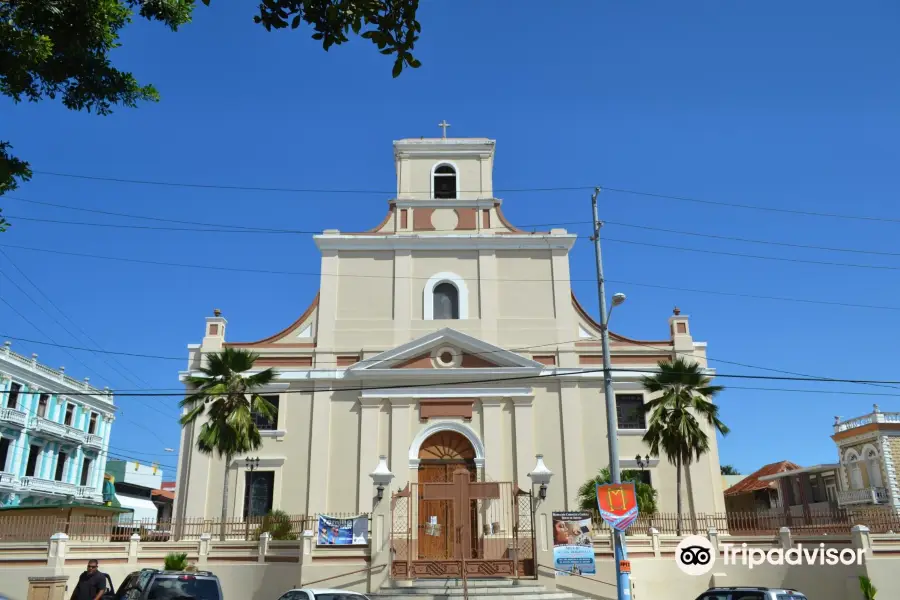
[0,341,115,507]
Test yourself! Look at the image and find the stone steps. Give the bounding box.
[370,578,585,600]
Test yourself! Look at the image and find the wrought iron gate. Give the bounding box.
[390,469,536,579]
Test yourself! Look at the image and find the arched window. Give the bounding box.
[866,448,883,488]
[433,164,457,199]
[844,449,864,490]
[433,282,459,320]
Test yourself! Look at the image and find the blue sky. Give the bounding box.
[2,0,899,479]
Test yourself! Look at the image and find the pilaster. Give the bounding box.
[316,251,340,349]
[558,382,584,509]
[393,251,412,345]
[358,398,382,513]
[480,398,505,481]
[879,435,900,508]
[389,399,414,491]
[476,250,498,344]
[305,386,332,515]
[511,397,535,489]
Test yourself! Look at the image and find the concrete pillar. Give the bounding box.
[198,533,211,566]
[779,526,792,550]
[357,399,381,513]
[47,532,68,569]
[128,533,140,564]
[258,532,270,563]
[852,524,872,560]
[649,527,660,557]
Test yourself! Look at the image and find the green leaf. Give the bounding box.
[292,15,302,29]
[392,58,403,78]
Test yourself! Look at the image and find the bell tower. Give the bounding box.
[393,123,495,201]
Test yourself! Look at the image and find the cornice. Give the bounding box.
[391,198,497,209]
[313,233,577,252]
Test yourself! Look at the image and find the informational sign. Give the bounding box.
[551,511,596,576]
[316,515,369,546]
[596,482,639,532]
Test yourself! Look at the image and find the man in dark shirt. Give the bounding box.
[70,559,107,600]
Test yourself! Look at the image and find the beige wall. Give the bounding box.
[4,527,898,600]
[176,136,726,526]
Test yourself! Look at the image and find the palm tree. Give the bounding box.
[641,357,729,535]
[720,465,740,476]
[577,467,658,516]
[180,347,277,540]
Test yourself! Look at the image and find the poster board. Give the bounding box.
[551,511,596,576]
[316,514,369,546]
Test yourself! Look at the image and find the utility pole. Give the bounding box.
[590,187,631,600]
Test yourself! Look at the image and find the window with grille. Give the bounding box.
[433,282,459,319]
[244,471,275,518]
[616,395,646,429]
[433,164,457,199]
[251,395,279,430]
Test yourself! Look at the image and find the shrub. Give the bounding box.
[254,510,297,541]
[164,552,189,571]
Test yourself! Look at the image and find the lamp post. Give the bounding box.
[635,455,650,472]
[369,456,395,505]
[591,187,631,600]
[528,455,553,501]
[244,456,260,540]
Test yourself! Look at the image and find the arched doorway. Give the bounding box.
[417,431,477,560]
[418,430,477,482]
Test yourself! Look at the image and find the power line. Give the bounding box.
[602,186,900,225]
[7,367,900,397]
[0,250,151,389]
[3,239,899,312]
[604,220,900,258]
[605,237,900,272]
[30,170,591,195]
[28,170,900,224]
[0,332,184,361]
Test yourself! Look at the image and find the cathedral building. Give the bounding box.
[173,133,726,554]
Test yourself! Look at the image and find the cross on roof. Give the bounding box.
[438,120,451,139]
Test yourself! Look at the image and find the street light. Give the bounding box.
[369,455,394,504]
[528,454,553,500]
[591,186,632,600]
[635,455,650,471]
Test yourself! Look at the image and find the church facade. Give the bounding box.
[172,135,726,537]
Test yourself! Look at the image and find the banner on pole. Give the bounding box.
[551,511,596,576]
[596,483,639,532]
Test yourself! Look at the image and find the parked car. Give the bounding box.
[695,587,808,600]
[276,589,371,600]
[112,568,223,600]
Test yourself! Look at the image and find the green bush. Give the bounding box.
[164,552,189,571]
[254,509,298,541]
[859,576,877,600]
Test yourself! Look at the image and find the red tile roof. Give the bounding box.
[723,460,803,497]
[152,489,175,501]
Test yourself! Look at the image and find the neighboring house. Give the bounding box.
[174,132,728,533]
[106,460,163,526]
[152,488,174,521]
[724,460,841,516]
[833,404,900,509]
[725,461,802,512]
[161,480,175,493]
[0,341,115,507]
[722,474,746,491]
[757,463,841,516]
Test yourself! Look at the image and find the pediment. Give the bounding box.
[345,328,545,375]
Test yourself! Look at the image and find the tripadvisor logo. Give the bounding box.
[675,535,865,576]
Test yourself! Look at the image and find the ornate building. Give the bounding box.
[833,405,900,508]
[173,134,726,533]
[0,341,115,507]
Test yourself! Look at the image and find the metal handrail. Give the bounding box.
[300,563,385,588]
[535,563,617,588]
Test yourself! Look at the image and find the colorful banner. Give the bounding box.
[596,482,639,532]
[552,511,596,576]
[316,515,369,546]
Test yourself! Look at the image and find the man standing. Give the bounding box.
[70,559,107,600]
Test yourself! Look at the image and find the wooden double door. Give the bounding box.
[417,461,478,560]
